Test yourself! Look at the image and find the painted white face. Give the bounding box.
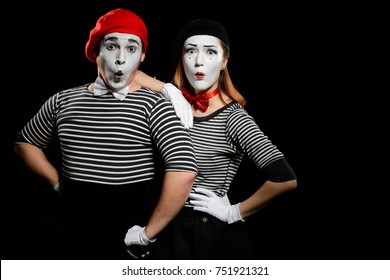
[182,35,225,93]
[97,32,145,91]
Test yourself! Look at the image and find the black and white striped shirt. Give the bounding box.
[186,102,284,202]
[16,84,197,185]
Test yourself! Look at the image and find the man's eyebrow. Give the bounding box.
[104,37,140,45]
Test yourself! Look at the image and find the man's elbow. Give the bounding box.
[287,179,297,191]
[186,172,196,182]
[181,172,196,192]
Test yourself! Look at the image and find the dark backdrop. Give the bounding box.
[2,0,388,260]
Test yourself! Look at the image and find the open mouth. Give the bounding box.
[195,72,204,79]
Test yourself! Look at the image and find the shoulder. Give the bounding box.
[133,87,166,102]
[137,86,162,96]
[55,84,89,98]
[226,102,249,119]
[130,87,175,115]
[225,102,259,129]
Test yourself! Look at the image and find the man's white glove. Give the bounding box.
[161,83,193,129]
[124,225,155,259]
[188,188,244,224]
[53,182,63,197]
[125,225,155,246]
[53,183,60,192]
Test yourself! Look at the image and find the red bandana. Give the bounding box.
[181,88,219,112]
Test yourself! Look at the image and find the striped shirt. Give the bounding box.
[186,102,284,204]
[16,84,197,185]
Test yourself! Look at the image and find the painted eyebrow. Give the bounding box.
[203,44,218,48]
[104,37,140,45]
[184,43,217,48]
[185,43,197,48]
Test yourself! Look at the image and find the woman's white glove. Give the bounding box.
[188,188,244,224]
[161,83,193,129]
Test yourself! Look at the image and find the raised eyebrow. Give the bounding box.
[127,39,140,46]
[184,43,218,49]
[203,44,218,48]
[184,43,197,48]
[104,37,140,46]
[184,43,219,52]
[104,36,119,43]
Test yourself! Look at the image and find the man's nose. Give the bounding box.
[115,50,126,65]
[115,59,125,65]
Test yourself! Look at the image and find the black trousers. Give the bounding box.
[151,207,255,260]
[57,177,157,260]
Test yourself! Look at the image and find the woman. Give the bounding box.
[135,18,297,259]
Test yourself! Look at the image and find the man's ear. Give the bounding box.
[140,53,146,63]
[94,40,103,60]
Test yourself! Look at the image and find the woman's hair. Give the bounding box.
[172,40,246,106]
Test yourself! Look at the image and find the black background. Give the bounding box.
[1,0,388,260]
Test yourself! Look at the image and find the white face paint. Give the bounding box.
[182,35,225,93]
[97,32,145,91]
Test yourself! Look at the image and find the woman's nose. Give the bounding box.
[195,53,205,67]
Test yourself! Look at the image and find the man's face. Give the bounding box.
[182,35,226,93]
[97,32,145,91]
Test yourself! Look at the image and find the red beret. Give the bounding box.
[85,8,148,63]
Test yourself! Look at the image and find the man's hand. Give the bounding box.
[161,83,193,129]
[124,225,155,259]
[189,188,244,224]
[53,182,63,197]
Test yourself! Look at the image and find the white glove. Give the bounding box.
[161,83,193,129]
[124,225,155,246]
[53,182,60,192]
[53,182,63,197]
[124,225,156,259]
[188,188,244,224]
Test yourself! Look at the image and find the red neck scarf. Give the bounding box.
[181,88,219,112]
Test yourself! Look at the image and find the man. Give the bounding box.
[14,8,197,259]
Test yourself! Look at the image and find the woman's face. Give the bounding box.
[97,32,145,91]
[182,35,227,93]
